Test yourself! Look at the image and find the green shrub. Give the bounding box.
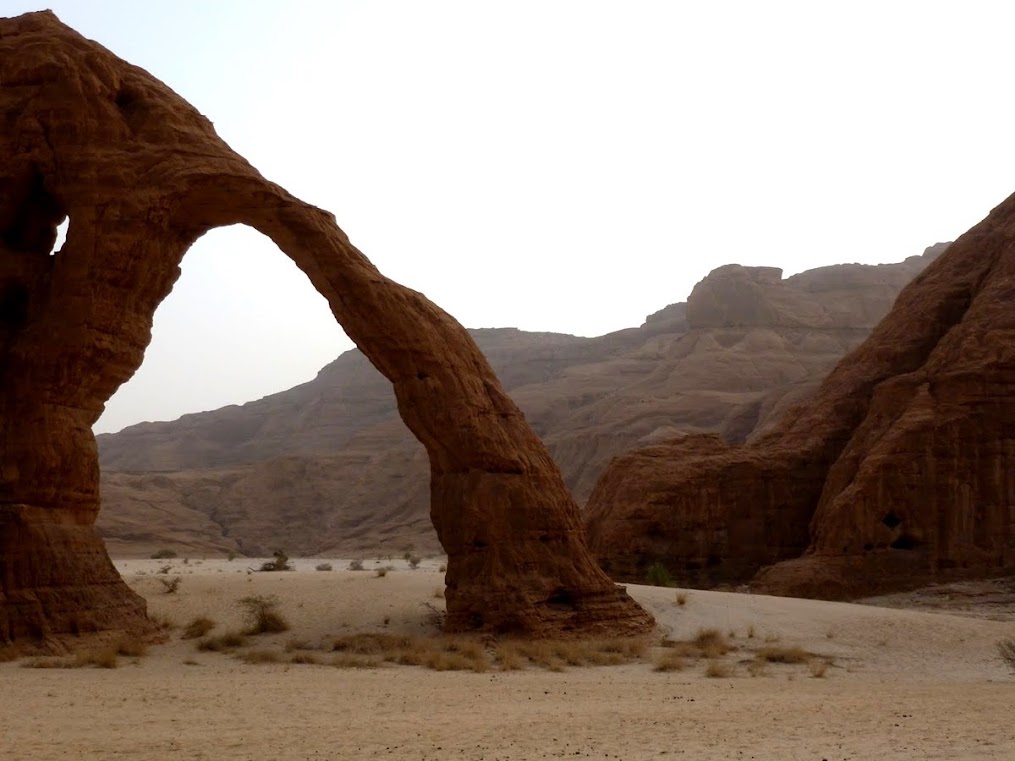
[645,561,674,587]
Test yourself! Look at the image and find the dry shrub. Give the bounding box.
[197,631,248,652]
[237,594,290,635]
[158,576,182,594]
[288,652,321,665]
[331,652,383,669]
[24,648,119,669]
[238,649,282,664]
[375,566,391,578]
[653,652,687,672]
[182,616,216,640]
[675,592,688,606]
[747,659,768,678]
[755,645,811,664]
[315,562,333,572]
[998,638,1015,671]
[149,613,175,632]
[348,559,365,571]
[705,659,733,678]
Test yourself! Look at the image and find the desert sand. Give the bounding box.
[2,558,1013,760]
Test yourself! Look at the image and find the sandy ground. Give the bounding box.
[2,557,1014,760]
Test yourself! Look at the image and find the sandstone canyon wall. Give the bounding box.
[585,215,1012,598]
[95,253,938,558]
[0,11,652,643]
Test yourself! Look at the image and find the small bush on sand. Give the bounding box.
[197,631,248,652]
[259,550,293,572]
[348,559,365,571]
[315,562,333,572]
[997,638,1015,671]
[645,561,674,587]
[438,564,447,573]
[375,566,392,578]
[755,645,811,664]
[151,549,177,559]
[675,592,688,606]
[407,555,421,569]
[181,616,216,640]
[653,651,687,672]
[115,635,149,657]
[237,649,282,664]
[238,594,290,635]
[705,659,733,678]
[158,576,182,594]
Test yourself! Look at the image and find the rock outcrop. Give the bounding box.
[0,11,652,642]
[95,254,936,558]
[585,220,1012,596]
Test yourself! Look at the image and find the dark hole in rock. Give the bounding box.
[547,589,576,610]
[0,281,30,328]
[1,169,66,255]
[882,511,902,529]
[890,534,920,550]
[863,543,874,552]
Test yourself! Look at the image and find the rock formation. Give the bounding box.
[0,11,652,643]
[95,254,936,558]
[585,221,1012,596]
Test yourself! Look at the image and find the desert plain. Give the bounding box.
[2,557,1013,760]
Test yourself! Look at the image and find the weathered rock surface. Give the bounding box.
[0,11,652,642]
[585,221,1012,596]
[96,252,937,558]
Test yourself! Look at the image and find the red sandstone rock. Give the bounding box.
[585,219,1013,597]
[0,11,652,642]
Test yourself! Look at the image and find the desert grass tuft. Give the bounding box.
[237,649,283,664]
[653,651,687,672]
[196,630,248,652]
[808,659,830,678]
[704,659,733,678]
[755,645,811,664]
[998,638,1015,671]
[181,616,216,640]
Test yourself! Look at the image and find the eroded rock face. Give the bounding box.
[586,221,1013,596]
[0,11,652,642]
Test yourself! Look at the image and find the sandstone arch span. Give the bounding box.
[0,12,652,644]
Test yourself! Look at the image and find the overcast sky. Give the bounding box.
[9,2,1015,433]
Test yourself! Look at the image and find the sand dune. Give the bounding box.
[2,559,1013,760]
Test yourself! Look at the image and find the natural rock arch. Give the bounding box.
[0,12,652,644]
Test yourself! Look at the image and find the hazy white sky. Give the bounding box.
[9,2,1015,433]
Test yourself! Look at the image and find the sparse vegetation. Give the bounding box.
[237,649,283,664]
[755,645,811,664]
[998,638,1015,671]
[181,616,216,640]
[348,559,365,571]
[157,564,172,575]
[375,566,392,578]
[227,551,237,561]
[438,564,447,573]
[196,631,248,652]
[645,561,674,587]
[158,576,182,594]
[407,555,422,569]
[150,549,177,559]
[653,651,687,672]
[315,562,333,572]
[259,549,293,572]
[675,592,688,606]
[237,594,290,635]
[705,659,733,678]
[324,633,648,673]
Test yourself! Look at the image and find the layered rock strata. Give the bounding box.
[585,215,1013,597]
[0,11,652,642]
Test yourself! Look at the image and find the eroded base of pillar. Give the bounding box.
[1,504,151,648]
